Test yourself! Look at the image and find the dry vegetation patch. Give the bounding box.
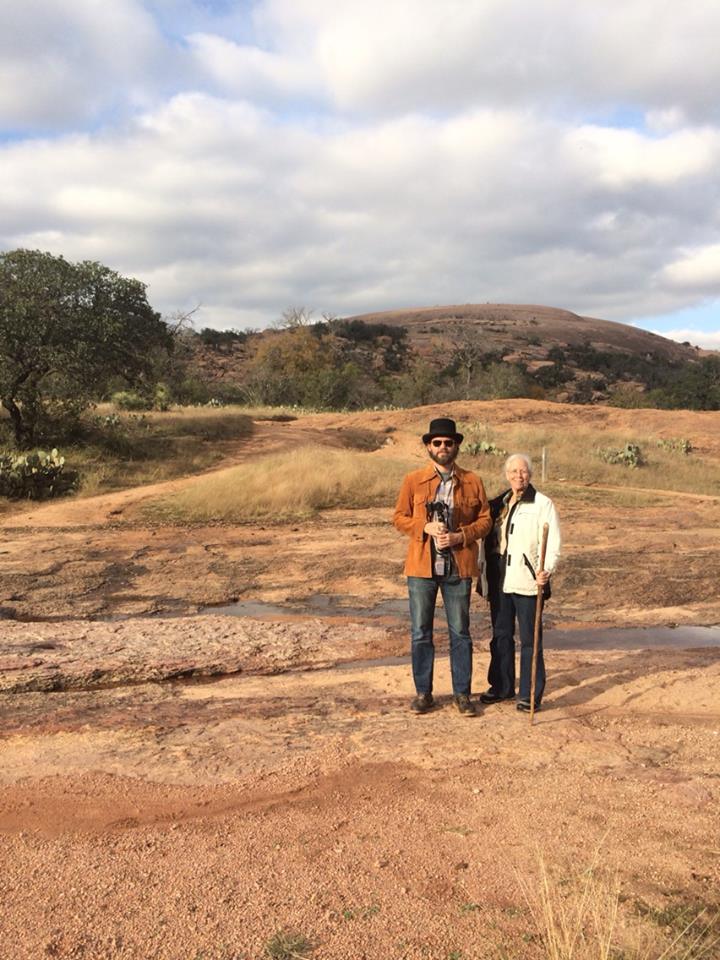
[518,852,719,960]
[64,407,254,497]
[143,446,409,522]
[454,420,718,498]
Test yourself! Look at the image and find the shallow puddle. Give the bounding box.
[203,595,409,620]
[200,595,720,650]
[547,624,720,649]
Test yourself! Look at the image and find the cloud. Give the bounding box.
[661,245,720,295]
[2,0,720,332]
[256,0,720,121]
[186,33,321,105]
[0,0,174,129]
[566,126,720,186]
[654,328,720,350]
[3,93,720,327]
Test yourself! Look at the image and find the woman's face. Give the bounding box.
[506,458,530,496]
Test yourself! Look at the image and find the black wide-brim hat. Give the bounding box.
[422,417,463,445]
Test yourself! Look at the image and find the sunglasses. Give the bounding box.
[430,439,456,448]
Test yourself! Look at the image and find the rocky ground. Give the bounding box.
[1,401,719,959]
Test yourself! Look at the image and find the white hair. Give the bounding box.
[503,452,533,476]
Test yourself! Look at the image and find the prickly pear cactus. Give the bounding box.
[0,448,79,499]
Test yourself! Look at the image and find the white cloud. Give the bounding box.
[0,0,174,128]
[2,0,720,331]
[662,246,720,294]
[256,0,720,120]
[654,328,720,350]
[3,95,719,327]
[186,33,321,105]
[566,126,720,186]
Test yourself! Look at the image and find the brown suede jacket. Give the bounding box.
[392,463,492,578]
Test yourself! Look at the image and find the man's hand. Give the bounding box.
[424,521,447,537]
[536,569,550,586]
[437,531,463,549]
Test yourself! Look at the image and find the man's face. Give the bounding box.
[506,458,530,495]
[427,436,458,468]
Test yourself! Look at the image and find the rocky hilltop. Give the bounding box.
[184,303,711,405]
[345,303,696,364]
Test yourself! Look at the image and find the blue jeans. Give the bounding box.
[488,587,545,705]
[407,575,473,696]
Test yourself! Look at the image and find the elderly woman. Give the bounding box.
[479,453,561,712]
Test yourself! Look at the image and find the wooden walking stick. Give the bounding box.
[529,522,550,725]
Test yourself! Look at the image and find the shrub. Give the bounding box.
[330,318,407,344]
[458,421,507,458]
[657,437,692,455]
[198,327,249,349]
[112,390,151,411]
[464,440,507,456]
[598,443,645,468]
[209,381,248,405]
[264,929,313,959]
[473,362,533,400]
[0,448,78,499]
[169,376,212,406]
[152,382,171,411]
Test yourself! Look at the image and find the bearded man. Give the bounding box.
[393,418,492,716]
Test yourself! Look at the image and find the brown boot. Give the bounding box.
[410,693,434,714]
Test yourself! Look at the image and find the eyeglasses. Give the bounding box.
[430,439,456,448]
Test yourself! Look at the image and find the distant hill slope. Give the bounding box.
[338,303,705,402]
[343,303,697,364]
[184,303,714,407]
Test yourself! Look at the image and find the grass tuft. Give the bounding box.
[518,850,620,960]
[264,929,313,959]
[517,852,719,960]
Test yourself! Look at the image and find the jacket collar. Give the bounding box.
[501,482,537,505]
[418,462,468,484]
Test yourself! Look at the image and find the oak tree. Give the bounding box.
[0,249,171,445]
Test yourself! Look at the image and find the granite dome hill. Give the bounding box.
[187,303,713,407]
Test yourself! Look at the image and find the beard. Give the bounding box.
[429,446,458,469]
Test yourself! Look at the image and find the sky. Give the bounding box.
[1,1,720,345]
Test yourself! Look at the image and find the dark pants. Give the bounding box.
[488,582,545,705]
[407,575,473,696]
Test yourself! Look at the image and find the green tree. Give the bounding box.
[391,359,444,406]
[474,361,533,399]
[243,327,362,408]
[655,356,720,410]
[0,249,171,445]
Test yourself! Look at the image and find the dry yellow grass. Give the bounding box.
[517,851,719,960]
[518,852,620,960]
[457,420,718,498]
[67,408,252,497]
[144,446,409,522]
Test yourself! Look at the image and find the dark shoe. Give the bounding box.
[454,694,478,716]
[516,700,541,713]
[411,692,434,714]
[479,688,514,705]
